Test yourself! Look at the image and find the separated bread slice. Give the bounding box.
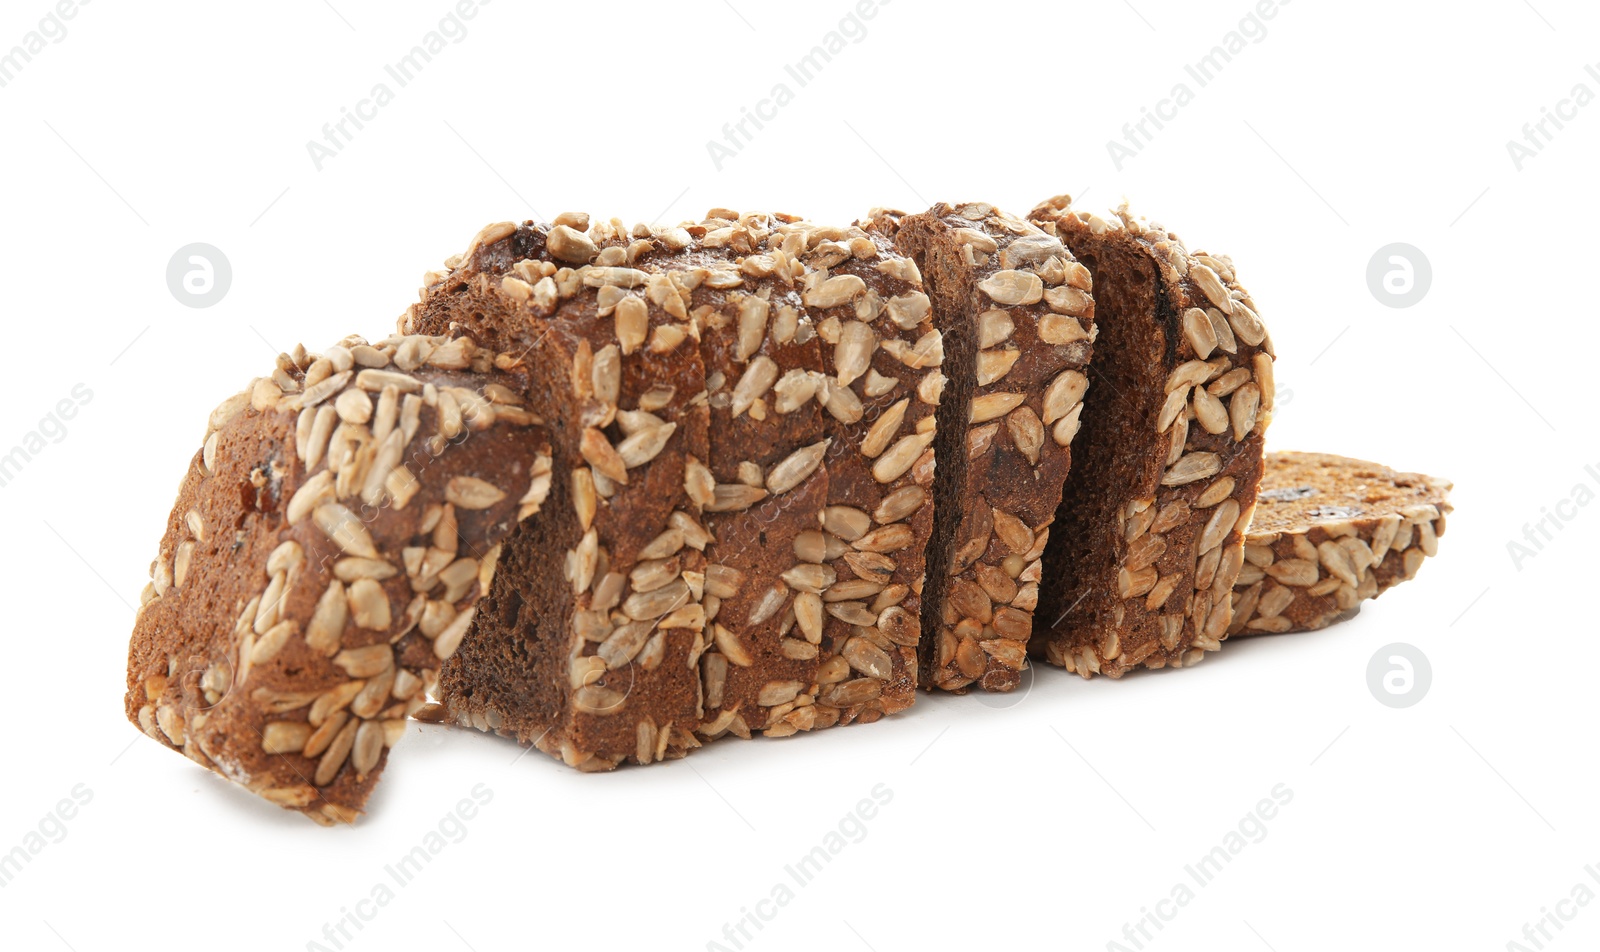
[403,218,712,771]
[1028,197,1276,677]
[1230,451,1453,634]
[871,202,1094,692]
[124,333,553,823]
[403,212,941,762]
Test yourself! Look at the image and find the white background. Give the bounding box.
[1,0,1594,949]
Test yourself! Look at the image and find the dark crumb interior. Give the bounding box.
[1033,235,1171,647]
[425,297,580,744]
[894,218,978,686]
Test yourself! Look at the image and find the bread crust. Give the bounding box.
[124,332,553,823]
[1230,451,1452,634]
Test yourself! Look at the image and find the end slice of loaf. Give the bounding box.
[125,333,552,823]
[1028,197,1276,677]
[873,202,1094,692]
[1230,451,1453,634]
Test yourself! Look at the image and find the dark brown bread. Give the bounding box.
[871,202,1094,692]
[124,332,553,823]
[1028,197,1276,677]
[403,211,940,761]
[1230,451,1452,634]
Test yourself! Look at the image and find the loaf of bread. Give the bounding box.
[401,211,940,764]
[125,200,1458,825]
[872,202,1094,691]
[1027,197,1275,677]
[1229,451,1452,634]
[124,333,553,822]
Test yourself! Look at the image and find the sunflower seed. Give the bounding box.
[996,408,1045,468]
[992,508,1035,555]
[772,370,820,414]
[1195,476,1237,509]
[591,344,621,408]
[334,644,393,678]
[872,431,936,483]
[731,357,779,418]
[313,503,379,558]
[714,622,754,667]
[580,428,630,485]
[1192,386,1229,435]
[765,440,829,495]
[978,270,1044,306]
[1044,285,1092,316]
[818,377,864,423]
[1199,500,1241,554]
[598,621,654,669]
[432,605,475,660]
[1229,301,1266,347]
[624,578,691,620]
[261,721,312,755]
[613,296,649,355]
[546,224,599,263]
[1163,452,1222,487]
[1051,403,1083,446]
[835,321,878,387]
[1190,263,1232,314]
[842,637,894,679]
[874,486,926,524]
[968,310,1014,351]
[615,423,676,471]
[1254,353,1275,410]
[1231,383,1261,441]
[804,274,866,308]
[971,392,1026,423]
[853,523,914,553]
[346,579,391,631]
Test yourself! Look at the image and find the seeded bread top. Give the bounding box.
[125,332,553,824]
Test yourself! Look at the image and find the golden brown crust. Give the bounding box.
[1028,196,1276,677]
[125,333,553,823]
[1230,451,1452,634]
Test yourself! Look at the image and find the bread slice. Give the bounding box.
[401,218,711,770]
[693,210,939,738]
[124,332,553,823]
[871,202,1094,691]
[1027,197,1276,677]
[403,211,940,762]
[1230,451,1453,634]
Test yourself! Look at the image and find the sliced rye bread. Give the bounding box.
[124,332,553,823]
[1027,197,1276,677]
[1230,451,1453,634]
[869,202,1094,692]
[402,212,940,762]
